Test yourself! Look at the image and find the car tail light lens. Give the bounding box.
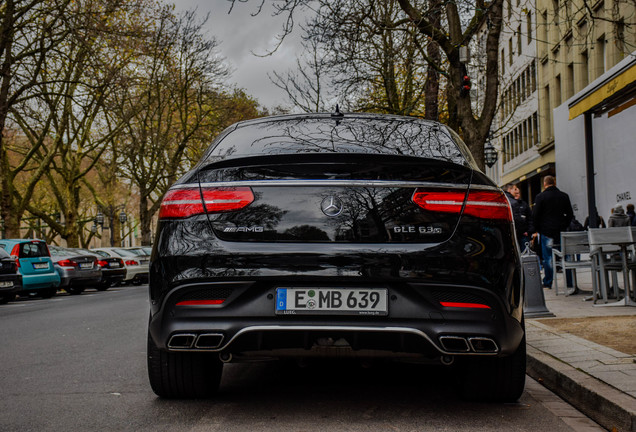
[97,260,109,268]
[176,299,225,306]
[57,259,77,268]
[125,260,139,266]
[159,187,254,219]
[440,302,491,309]
[412,189,511,221]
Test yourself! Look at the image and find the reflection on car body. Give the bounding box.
[147,113,524,402]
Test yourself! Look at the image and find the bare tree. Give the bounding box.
[0,0,72,238]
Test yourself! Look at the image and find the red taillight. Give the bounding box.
[159,186,254,219]
[412,189,511,221]
[125,260,139,266]
[440,302,491,309]
[57,259,77,268]
[97,260,109,267]
[176,299,225,306]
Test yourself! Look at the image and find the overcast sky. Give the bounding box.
[166,0,305,110]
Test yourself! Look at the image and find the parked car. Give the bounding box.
[123,247,151,266]
[0,247,22,304]
[147,113,525,401]
[0,239,60,298]
[75,249,127,289]
[90,248,148,285]
[49,246,102,295]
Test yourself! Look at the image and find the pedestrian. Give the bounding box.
[532,175,574,290]
[583,208,606,229]
[503,183,534,250]
[626,204,636,226]
[608,205,631,227]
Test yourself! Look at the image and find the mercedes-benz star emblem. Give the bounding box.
[321,196,344,217]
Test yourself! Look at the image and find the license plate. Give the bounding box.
[276,288,388,316]
[33,262,48,270]
[0,281,12,288]
[79,262,93,270]
[109,262,119,268]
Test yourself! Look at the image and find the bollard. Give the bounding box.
[521,245,555,318]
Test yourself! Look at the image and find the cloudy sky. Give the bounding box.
[167,0,305,110]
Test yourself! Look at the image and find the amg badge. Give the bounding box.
[223,226,264,233]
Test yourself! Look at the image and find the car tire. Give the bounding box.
[39,288,57,299]
[96,282,110,291]
[147,331,223,398]
[0,294,14,304]
[458,334,526,402]
[65,287,84,295]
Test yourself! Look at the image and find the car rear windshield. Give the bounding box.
[19,241,49,258]
[204,117,467,166]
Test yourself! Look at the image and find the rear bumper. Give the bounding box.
[148,279,524,359]
[21,272,60,290]
[0,274,22,295]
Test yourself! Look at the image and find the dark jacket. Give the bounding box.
[505,191,534,239]
[532,186,574,240]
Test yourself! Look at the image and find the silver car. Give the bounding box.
[49,246,102,295]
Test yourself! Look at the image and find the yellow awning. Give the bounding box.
[568,63,636,119]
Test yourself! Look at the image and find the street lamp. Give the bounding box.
[484,136,498,168]
[119,211,127,247]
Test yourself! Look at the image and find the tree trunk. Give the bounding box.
[424,0,441,121]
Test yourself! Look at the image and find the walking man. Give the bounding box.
[532,175,573,289]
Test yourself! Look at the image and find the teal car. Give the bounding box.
[0,239,60,298]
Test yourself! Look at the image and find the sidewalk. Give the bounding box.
[526,268,636,432]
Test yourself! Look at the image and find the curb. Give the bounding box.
[527,346,636,432]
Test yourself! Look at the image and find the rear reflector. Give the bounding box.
[412,189,511,221]
[175,299,225,306]
[159,187,254,219]
[440,302,491,309]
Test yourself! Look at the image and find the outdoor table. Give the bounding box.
[594,227,636,307]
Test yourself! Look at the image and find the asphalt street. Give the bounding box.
[0,286,603,431]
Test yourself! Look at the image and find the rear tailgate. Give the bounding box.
[195,155,473,243]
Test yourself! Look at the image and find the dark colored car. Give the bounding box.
[147,113,525,401]
[49,246,102,295]
[76,249,127,289]
[0,247,22,304]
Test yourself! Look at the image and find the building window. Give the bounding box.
[509,38,513,65]
[517,26,522,55]
[555,74,562,107]
[527,12,532,45]
[580,50,589,88]
[507,0,512,19]
[566,63,575,99]
[501,49,506,75]
[595,35,606,79]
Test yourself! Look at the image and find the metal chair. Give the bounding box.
[552,231,594,296]
[587,227,636,303]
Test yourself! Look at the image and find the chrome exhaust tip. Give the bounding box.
[219,352,232,363]
[195,333,224,349]
[468,337,499,353]
[439,336,470,353]
[167,333,197,349]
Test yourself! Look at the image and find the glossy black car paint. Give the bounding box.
[148,113,524,399]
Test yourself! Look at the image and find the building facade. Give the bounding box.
[487,0,544,204]
[533,0,635,206]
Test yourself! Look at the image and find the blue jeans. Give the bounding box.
[541,235,555,288]
[541,235,574,288]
